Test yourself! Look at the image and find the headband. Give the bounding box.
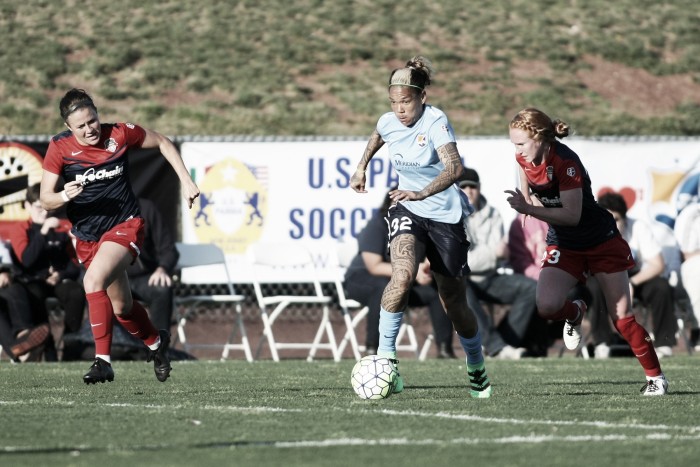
[388,83,424,91]
[62,99,95,119]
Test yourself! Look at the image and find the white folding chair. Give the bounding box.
[173,242,253,362]
[394,311,421,358]
[334,240,421,360]
[333,241,369,361]
[418,333,434,361]
[248,242,340,362]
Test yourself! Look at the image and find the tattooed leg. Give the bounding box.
[381,234,420,312]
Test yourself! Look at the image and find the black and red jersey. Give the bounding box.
[517,141,617,250]
[44,123,145,242]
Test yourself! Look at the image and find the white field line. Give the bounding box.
[3,400,700,434]
[96,403,700,435]
[266,405,700,447]
[379,409,700,433]
[2,402,699,451]
[274,433,700,448]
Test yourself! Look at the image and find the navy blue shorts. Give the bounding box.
[386,203,470,277]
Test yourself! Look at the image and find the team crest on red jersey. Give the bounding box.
[126,123,135,129]
[104,138,118,153]
[546,166,554,181]
[416,134,427,148]
[566,167,576,177]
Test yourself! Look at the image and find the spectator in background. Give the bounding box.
[508,213,548,282]
[0,239,50,361]
[8,183,86,361]
[589,193,677,358]
[344,189,457,359]
[127,198,179,333]
[460,168,542,358]
[674,201,700,351]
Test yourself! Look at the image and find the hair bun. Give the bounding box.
[553,120,570,138]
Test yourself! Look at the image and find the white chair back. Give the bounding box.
[174,242,252,362]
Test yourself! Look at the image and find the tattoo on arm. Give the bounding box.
[357,130,384,171]
[417,142,462,199]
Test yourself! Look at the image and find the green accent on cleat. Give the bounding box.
[378,351,403,394]
[393,373,404,393]
[389,358,403,393]
[467,361,492,399]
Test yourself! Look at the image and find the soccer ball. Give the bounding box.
[350,355,398,400]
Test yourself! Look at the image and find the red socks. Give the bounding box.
[87,291,160,352]
[86,290,114,356]
[614,315,662,377]
[115,300,159,346]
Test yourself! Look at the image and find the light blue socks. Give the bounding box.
[377,307,404,357]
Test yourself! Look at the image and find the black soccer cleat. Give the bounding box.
[83,357,115,384]
[147,330,172,382]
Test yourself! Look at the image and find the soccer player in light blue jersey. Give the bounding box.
[350,56,491,398]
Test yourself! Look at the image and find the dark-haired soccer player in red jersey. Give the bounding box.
[504,107,668,396]
[40,88,200,384]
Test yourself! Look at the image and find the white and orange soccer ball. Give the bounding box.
[350,355,398,400]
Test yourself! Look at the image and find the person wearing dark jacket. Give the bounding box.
[0,239,50,361]
[126,198,179,332]
[8,183,86,360]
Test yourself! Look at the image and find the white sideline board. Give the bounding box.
[180,137,700,283]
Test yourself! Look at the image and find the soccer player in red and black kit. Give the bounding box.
[40,88,200,384]
[504,107,668,396]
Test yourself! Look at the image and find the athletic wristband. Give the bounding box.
[61,190,70,202]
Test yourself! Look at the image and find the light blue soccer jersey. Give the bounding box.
[377,105,466,223]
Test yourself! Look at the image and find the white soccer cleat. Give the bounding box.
[655,346,673,359]
[563,300,587,350]
[594,343,610,359]
[641,375,669,396]
[496,345,526,360]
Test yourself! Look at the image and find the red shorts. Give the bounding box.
[541,235,635,283]
[75,217,145,269]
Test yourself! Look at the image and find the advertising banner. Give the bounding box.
[181,138,700,283]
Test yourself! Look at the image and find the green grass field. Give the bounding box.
[1,356,699,467]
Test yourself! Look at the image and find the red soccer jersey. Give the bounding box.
[516,141,617,250]
[44,123,146,242]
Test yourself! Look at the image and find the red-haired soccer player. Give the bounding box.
[505,107,667,395]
